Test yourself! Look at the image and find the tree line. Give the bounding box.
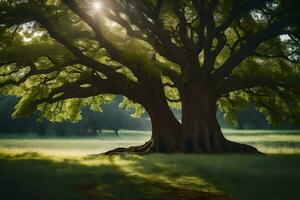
[1,95,296,137]
[0,95,150,136]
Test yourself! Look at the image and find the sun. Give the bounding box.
[93,2,102,11]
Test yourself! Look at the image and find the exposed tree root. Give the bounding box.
[88,139,155,157]
[87,139,262,158]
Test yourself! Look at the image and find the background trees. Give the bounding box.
[1,94,296,136]
[0,95,149,136]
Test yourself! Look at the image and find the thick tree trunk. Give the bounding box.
[99,79,260,156]
[101,80,183,155]
[146,102,183,153]
[100,101,182,155]
[181,83,260,153]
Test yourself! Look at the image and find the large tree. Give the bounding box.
[0,0,299,154]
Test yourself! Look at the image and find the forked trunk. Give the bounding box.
[181,83,260,153]
[101,81,260,156]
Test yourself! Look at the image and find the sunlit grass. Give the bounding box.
[1,152,300,200]
[0,152,228,200]
[224,130,300,154]
[0,130,151,157]
[0,139,146,157]
[0,130,299,155]
[0,130,300,200]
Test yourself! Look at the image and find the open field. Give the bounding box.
[0,130,300,200]
[1,129,300,156]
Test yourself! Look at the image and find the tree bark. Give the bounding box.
[101,79,183,155]
[100,79,260,156]
[100,100,182,155]
[181,82,260,153]
[146,102,183,153]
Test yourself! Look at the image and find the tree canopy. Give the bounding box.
[0,0,299,153]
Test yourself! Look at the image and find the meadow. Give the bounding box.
[0,129,300,200]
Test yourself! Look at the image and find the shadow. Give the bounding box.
[2,152,300,200]
[0,153,230,200]
[119,154,300,200]
[12,152,41,158]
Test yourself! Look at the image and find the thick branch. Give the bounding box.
[217,77,299,96]
[213,12,300,81]
[253,52,300,64]
[0,60,79,87]
[0,3,144,100]
[173,2,195,55]
[215,0,269,34]
[107,0,185,65]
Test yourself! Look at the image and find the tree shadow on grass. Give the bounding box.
[0,152,231,200]
[2,152,300,200]
[121,154,300,200]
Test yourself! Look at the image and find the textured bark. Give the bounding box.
[100,101,182,155]
[147,102,183,153]
[100,89,260,155]
[100,80,260,156]
[140,78,183,153]
[181,82,260,153]
[101,80,183,155]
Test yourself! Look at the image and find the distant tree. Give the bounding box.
[0,1,299,154]
[0,95,146,136]
[81,100,145,136]
[0,95,40,133]
[97,106,125,135]
[236,107,270,129]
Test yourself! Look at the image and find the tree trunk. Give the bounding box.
[146,102,183,153]
[101,87,183,155]
[181,83,260,153]
[100,101,182,155]
[100,78,260,156]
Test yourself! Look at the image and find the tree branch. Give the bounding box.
[0,3,144,99]
[217,76,300,96]
[215,0,269,34]
[0,60,79,87]
[213,12,300,81]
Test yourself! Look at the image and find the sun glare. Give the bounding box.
[93,2,102,11]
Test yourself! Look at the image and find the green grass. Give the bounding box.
[0,130,300,200]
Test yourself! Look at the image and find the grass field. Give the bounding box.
[0,129,300,200]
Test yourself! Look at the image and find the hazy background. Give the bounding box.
[0,95,297,137]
